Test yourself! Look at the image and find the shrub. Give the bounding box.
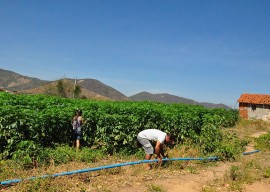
[255,131,270,150]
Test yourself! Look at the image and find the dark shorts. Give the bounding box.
[72,130,82,140]
[137,136,154,154]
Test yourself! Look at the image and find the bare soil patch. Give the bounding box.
[117,162,234,192]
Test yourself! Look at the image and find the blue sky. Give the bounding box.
[1,0,269,107]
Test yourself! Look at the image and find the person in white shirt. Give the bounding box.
[137,129,175,169]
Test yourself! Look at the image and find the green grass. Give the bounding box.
[146,184,166,192]
[255,131,270,150]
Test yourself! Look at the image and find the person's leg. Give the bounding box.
[137,136,154,170]
[145,154,151,160]
[73,140,76,148]
[72,131,76,147]
[145,154,153,169]
[76,131,82,150]
[76,139,80,150]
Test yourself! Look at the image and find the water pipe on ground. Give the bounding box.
[0,150,260,186]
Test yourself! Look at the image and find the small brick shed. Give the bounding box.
[237,93,270,120]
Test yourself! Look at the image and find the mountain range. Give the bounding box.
[0,68,230,109]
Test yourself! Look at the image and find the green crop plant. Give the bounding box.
[0,92,239,160]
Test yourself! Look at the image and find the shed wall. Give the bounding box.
[239,103,270,120]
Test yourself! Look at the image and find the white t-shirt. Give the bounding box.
[138,129,166,143]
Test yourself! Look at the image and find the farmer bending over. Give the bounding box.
[137,129,175,170]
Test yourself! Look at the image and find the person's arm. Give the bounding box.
[81,117,85,124]
[155,141,163,159]
[82,117,89,125]
[71,117,75,125]
[160,146,166,158]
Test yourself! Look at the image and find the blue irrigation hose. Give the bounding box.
[242,149,260,155]
[0,150,260,186]
[0,157,217,185]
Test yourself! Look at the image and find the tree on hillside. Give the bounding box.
[73,85,81,98]
[57,80,67,98]
[43,79,83,99]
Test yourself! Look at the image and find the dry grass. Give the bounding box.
[229,119,270,139]
[202,120,270,192]
[1,119,270,192]
[1,163,188,192]
[202,151,270,192]
[0,147,210,192]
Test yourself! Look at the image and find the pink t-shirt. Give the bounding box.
[138,129,166,143]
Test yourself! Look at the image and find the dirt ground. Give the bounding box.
[114,130,270,192]
[1,130,269,192]
[116,162,234,192]
[116,161,270,192]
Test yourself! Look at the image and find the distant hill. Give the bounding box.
[0,68,230,108]
[198,102,230,109]
[76,79,128,100]
[0,68,128,100]
[0,68,49,91]
[20,79,111,100]
[129,92,231,109]
[129,92,196,104]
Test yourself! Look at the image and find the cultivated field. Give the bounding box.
[0,93,269,191]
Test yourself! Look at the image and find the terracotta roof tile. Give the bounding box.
[238,93,270,105]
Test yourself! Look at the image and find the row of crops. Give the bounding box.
[0,92,239,159]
